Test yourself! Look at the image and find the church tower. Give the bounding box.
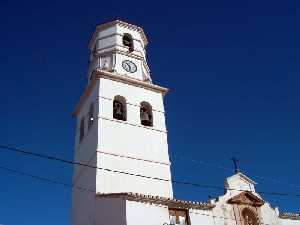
[71,20,173,225]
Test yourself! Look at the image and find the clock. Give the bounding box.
[122,60,137,73]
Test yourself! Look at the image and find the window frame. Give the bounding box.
[140,101,153,127]
[169,208,190,225]
[113,95,127,121]
[122,33,134,52]
[88,103,94,129]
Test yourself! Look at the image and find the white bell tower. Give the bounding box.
[87,20,152,83]
[71,20,173,225]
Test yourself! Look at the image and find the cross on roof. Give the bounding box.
[231,157,240,173]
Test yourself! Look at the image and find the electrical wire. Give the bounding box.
[170,154,300,190]
[80,95,300,190]
[0,144,299,197]
[0,163,297,224]
[0,165,93,193]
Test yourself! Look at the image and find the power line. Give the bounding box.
[3,140,295,191]
[170,154,300,190]
[91,98,300,189]
[0,165,93,193]
[0,144,299,197]
[170,154,233,172]
[0,164,286,225]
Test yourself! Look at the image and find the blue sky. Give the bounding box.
[0,0,300,224]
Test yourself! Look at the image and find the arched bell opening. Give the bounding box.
[113,95,127,121]
[122,33,134,52]
[88,103,94,129]
[140,101,153,127]
[241,208,258,225]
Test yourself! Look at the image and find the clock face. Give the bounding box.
[122,60,137,73]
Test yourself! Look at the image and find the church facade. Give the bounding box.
[71,20,300,225]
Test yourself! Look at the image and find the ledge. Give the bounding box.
[73,69,169,117]
[96,69,169,95]
[89,19,148,49]
[96,192,214,210]
[280,213,300,220]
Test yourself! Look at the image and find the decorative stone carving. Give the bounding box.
[101,56,112,71]
[227,191,264,207]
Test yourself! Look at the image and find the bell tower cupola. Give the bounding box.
[88,20,151,82]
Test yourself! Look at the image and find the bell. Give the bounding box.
[113,102,124,120]
[128,43,134,52]
[123,39,130,46]
[141,109,152,126]
[123,36,134,52]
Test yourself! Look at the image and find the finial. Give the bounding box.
[230,157,240,173]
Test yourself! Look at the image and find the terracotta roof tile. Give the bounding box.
[96,192,214,210]
[280,213,300,220]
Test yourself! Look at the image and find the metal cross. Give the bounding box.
[231,157,240,173]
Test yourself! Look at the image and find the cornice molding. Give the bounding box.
[280,213,300,220]
[96,192,214,210]
[97,69,168,94]
[227,191,264,207]
[93,44,145,60]
[93,32,145,47]
[73,70,169,117]
[89,20,148,50]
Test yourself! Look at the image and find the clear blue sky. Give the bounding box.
[0,0,300,224]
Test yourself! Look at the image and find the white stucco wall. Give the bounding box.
[189,209,215,225]
[117,25,146,58]
[126,201,170,225]
[95,78,173,197]
[259,203,280,225]
[96,152,172,196]
[99,78,167,135]
[212,201,237,225]
[280,219,300,225]
[71,82,99,225]
[225,173,256,197]
[71,160,96,225]
[114,54,144,80]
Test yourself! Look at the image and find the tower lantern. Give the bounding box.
[87,20,151,82]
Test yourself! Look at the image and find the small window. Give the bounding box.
[122,33,134,52]
[88,103,94,129]
[169,209,189,225]
[140,101,153,127]
[79,117,85,143]
[113,96,127,121]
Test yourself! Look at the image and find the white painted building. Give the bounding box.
[71,20,300,225]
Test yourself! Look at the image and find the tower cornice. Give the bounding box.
[73,69,169,117]
[88,20,148,50]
